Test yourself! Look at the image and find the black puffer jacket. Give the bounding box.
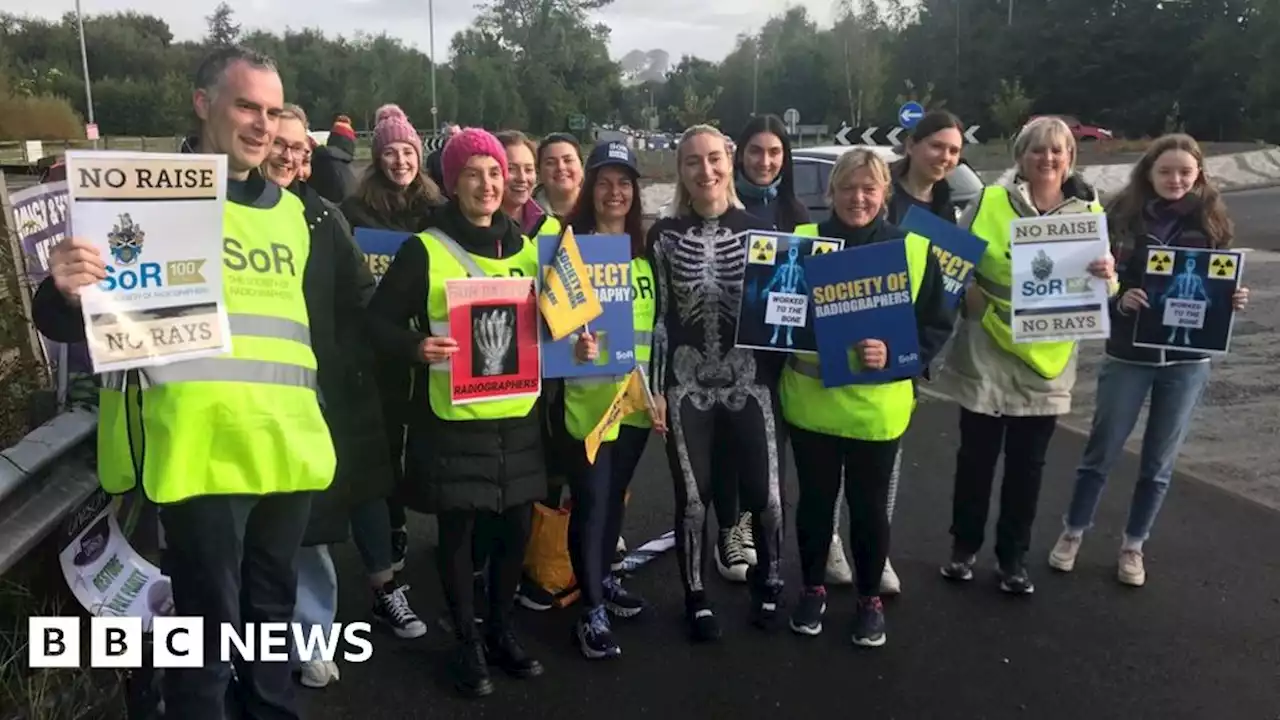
[291,180,395,546]
[365,200,546,513]
[1106,196,1217,365]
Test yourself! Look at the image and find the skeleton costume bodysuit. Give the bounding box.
[648,207,786,629]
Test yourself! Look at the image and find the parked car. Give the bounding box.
[1028,115,1114,142]
[789,145,985,224]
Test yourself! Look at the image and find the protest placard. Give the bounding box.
[737,230,845,353]
[66,151,230,373]
[446,277,541,405]
[1133,246,1243,354]
[1009,213,1111,343]
[805,239,921,387]
[538,233,635,378]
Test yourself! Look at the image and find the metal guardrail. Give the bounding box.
[0,409,99,576]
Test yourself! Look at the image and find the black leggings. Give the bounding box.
[666,392,784,599]
[950,408,1058,566]
[710,440,741,532]
[567,424,650,610]
[436,505,532,640]
[791,426,899,596]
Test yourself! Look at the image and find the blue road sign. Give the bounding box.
[898,101,925,129]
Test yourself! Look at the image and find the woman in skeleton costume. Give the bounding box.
[647,124,787,642]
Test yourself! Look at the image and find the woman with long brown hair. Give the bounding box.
[1047,133,1249,587]
[555,141,660,660]
[338,104,443,638]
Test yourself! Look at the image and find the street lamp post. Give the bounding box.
[428,0,438,133]
[75,0,97,148]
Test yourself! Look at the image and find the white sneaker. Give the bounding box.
[715,529,749,583]
[825,535,854,585]
[299,660,332,688]
[736,512,758,566]
[1117,549,1146,587]
[879,559,901,595]
[325,660,340,682]
[1048,531,1083,572]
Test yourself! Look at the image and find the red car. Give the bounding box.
[1029,115,1114,141]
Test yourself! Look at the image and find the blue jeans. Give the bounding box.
[1065,358,1212,542]
[292,544,337,663]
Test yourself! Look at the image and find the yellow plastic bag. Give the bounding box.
[523,502,578,605]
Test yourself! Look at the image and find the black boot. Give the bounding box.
[485,624,544,679]
[451,638,494,698]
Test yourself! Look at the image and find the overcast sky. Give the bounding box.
[8,0,835,62]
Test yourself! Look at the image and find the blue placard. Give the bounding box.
[353,227,414,284]
[805,239,922,388]
[537,233,635,379]
[897,206,988,308]
[736,230,845,352]
[898,101,925,129]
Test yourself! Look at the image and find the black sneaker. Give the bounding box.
[851,596,887,648]
[372,583,427,639]
[998,562,1035,595]
[789,586,826,636]
[941,550,976,581]
[749,577,783,631]
[485,625,544,678]
[516,575,555,611]
[575,605,621,660]
[602,575,647,619]
[685,593,721,643]
[390,527,408,572]
[451,639,493,698]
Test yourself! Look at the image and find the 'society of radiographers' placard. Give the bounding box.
[736,230,845,353]
[1009,213,1111,343]
[1133,246,1243,354]
[66,151,231,373]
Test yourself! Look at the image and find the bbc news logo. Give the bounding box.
[29,617,373,668]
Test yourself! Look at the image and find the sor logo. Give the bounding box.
[108,213,145,266]
[102,213,163,292]
[1031,249,1054,281]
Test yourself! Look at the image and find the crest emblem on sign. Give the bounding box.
[107,213,146,266]
[1031,249,1054,281]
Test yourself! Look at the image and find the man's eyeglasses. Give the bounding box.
[272,139,310,158]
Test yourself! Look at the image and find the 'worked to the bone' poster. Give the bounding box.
[736,230,845,353]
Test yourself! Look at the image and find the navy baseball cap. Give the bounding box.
[586,141,639,177]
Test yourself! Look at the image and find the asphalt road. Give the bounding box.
[1224,186,1280,251]
[303,394,1280,720]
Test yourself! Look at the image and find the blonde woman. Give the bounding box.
[646,125,786,642]
[781,150,952,646]
[936,116,1117,594]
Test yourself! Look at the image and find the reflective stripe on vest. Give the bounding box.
[97,192,337,504]
[969,186,1103,379]
[421,230,539,421]
[780,232,930,442]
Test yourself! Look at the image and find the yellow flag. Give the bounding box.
[584,366,652,465]
[538,227,603,341]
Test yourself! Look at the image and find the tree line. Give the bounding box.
[1,0,1277,144]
